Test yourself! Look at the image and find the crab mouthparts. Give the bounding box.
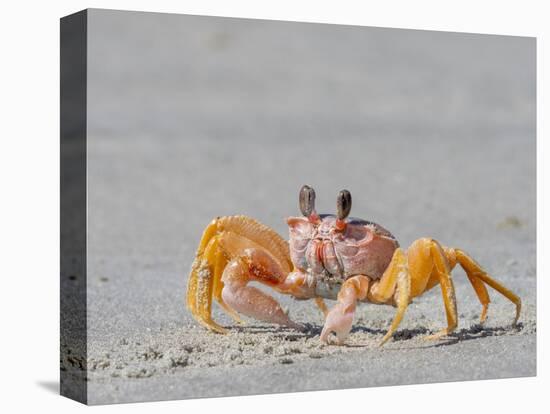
[316,240,325,264]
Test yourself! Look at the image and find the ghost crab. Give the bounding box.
[186,185,521,345]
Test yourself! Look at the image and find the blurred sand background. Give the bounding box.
[69,9,535,404]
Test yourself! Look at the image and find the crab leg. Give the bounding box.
[371,248,411,346]
[369,248,408,303]
[189,236,228,333]
[455,249,521,325]
[383,269,411,345]
[186,220,219,317]
[441,247,491,324]
[315,297,329,318]
[464,271,491,324]
[425,241,458,340]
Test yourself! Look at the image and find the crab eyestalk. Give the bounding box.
[336,189,352,231]
[299,184,320,224]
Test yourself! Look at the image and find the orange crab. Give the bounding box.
[186,185,521,345]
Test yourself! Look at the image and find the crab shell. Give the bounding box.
[287,214,399,280]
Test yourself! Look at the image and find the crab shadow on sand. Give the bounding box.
[232,322,525,349]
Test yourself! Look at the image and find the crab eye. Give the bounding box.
[299,185,316,217]
[336,189,352,220]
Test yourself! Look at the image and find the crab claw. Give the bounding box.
[320,303,354,345]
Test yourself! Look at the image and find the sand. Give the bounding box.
[81,303,535,404]
[61,9,536,404]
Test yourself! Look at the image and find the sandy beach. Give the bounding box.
[60,9,536,404]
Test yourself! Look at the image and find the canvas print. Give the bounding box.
[60,9,536,405]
